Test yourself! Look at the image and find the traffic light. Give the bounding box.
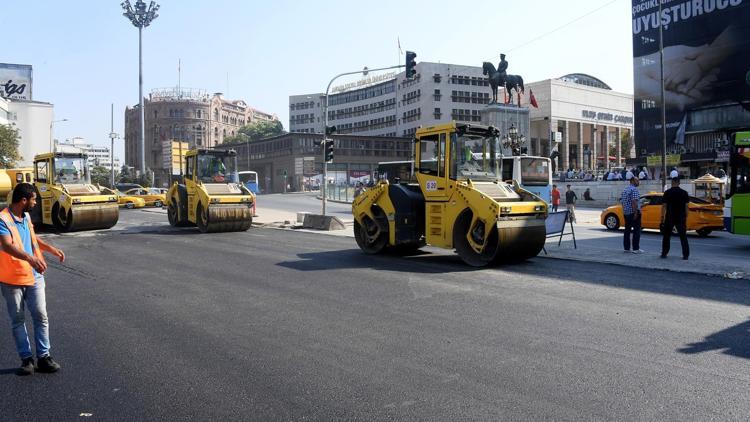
[325,125,337,136]
[405,51,417,79]
[324,139,334,163]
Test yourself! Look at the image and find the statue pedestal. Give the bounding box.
[481,103,530,155]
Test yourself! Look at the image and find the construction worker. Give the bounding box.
[0,183,65,376]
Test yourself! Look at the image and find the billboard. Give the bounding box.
[632,0,750,154]
[0,63,33,100]
[162,140,189,175]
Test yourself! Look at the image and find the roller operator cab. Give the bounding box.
[30,148,119,231]
[352,122,548,267]
[166,148,255,233]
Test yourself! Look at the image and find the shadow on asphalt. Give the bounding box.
[276,248,480,274]
[0,368,18,376]
[678,319,750,360]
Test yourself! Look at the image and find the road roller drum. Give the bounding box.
[55,203,119,232]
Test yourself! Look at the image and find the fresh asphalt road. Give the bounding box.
[1,209,750,421]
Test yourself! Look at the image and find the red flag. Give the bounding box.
[529,89,539,108]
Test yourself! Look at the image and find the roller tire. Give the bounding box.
[354,208,388,255]
[453,210,499,267]
[196,203,210,233]
[52,203,73,232]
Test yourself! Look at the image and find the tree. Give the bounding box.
[609,132,635,160]
[91,166,113,187]
[118,164,136,184]
[223,120,285,145]
[0,124,21,168]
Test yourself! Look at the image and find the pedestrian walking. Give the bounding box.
[660,177,690,260]
[551,184,561,213]
[0,183,65,376]
[565,184,577,223]
[621,176,643,253]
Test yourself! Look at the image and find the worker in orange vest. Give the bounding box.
[0,183,65,376]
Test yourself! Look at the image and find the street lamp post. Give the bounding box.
[109,103,120,187]
[322,64,404,215]
[121,0,160,177]
[49,118,69,151]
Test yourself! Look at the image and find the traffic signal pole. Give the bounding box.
[321,63,405,216]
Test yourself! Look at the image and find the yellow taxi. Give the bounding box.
[100,187,146,209]
[600,192,724,237]
[123,187,167,207]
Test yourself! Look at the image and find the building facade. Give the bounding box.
[289,62,491,137]
[290,64,632,174]
[6,99,54,167]
[218,132,411,194]
[124,88,279,186]
[515,75,633,173]
[632,0,750,178]
[55,137,120,169]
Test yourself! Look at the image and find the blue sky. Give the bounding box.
[4,0,632,160]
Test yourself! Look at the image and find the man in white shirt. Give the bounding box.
[638,169,647,180]
[670,168,679,178]
[625,168,634,180]
[607,172,615,181]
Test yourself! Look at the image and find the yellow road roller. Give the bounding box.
[352,122,548,267]
[166,148,254,233]
[30,147,119,231]
[1,168,34,209]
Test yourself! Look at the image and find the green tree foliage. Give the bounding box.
[118,164,136,184]
[91,165,113,188]
[223,120,284,145]
[0,124,22,168]
[609,132,635,159]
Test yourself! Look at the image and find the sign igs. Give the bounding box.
[632,1,750,155]
[0,63,32,100]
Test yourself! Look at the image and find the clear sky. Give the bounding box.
[3,0,633,161]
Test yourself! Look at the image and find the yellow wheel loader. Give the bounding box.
[29,148,119,231]
[166,148,254,233]
[352,122,548,267]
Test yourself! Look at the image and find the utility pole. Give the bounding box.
[109,104,120,187]
[659,0,667,191]
[122,0,160,177]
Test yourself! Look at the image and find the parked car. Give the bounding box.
[99,187,146,209]
[123,188,166,207]
[600,192,724,237]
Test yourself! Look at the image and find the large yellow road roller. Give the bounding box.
[30,147,119,231]
[166,148,254,233]
[352,122,548,267]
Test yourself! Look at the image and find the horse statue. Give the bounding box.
[482,61,525,104]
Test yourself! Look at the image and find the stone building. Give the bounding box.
[124,88,278,186]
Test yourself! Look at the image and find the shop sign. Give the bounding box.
[716,150,730,162]
[646,154,681,166]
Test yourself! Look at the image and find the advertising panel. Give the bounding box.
[632,0,750,153]
[0,63,33,100]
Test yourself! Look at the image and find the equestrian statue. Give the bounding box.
[483,54,525,104]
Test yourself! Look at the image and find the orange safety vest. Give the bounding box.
[0,208,45,286]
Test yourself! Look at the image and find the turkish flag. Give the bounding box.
[529,89,539,108]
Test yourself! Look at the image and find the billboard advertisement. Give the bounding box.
[0,63,33,100]
[632,0,750,154]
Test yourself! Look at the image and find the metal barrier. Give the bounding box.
[543,210,576,254]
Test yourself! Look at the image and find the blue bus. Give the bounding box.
[501,156,553,203]
[238,171,260,194]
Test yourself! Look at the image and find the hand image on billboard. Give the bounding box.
[635,26,739,111]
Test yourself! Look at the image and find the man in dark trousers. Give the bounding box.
[565,185,577,223]
[660,177,690,260]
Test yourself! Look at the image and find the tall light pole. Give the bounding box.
[321,64,405,215]
[109,103,120,187]
[658,0,667,191]
[121,0,160,177]
[49,118,69,151]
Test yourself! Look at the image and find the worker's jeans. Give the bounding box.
[1,276,50,360]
